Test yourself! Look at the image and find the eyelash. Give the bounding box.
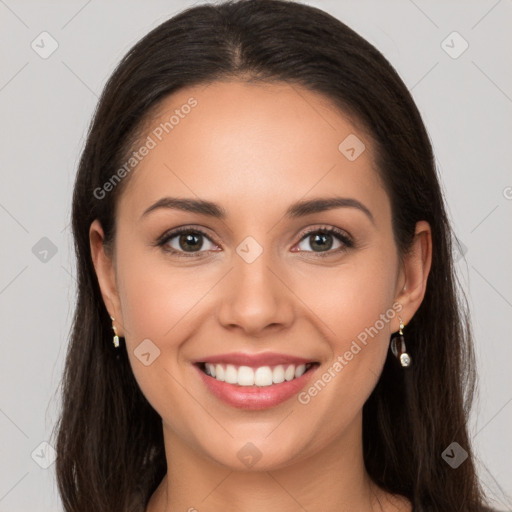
[155,225,355,259]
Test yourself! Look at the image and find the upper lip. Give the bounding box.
[193,352,318,367]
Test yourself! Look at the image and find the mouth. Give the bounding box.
[195,361,320,387]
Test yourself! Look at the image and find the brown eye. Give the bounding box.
[295,227,354,255]
[175,232,204,252]
[158,227,218,256]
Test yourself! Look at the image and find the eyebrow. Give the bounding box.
[140,196,375,225]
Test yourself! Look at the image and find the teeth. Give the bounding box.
[295,364,306,378]
[203,362,313,387]
[238,366,254,386]
[206,363,216,378]
[225,364,238,384]
[272,365,285,384]
[215,364,224,381]
[254,366,273,386]
[284,364,295,381]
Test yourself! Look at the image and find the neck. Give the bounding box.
[146,412,406,512]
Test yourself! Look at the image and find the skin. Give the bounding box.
[90,80,431,512]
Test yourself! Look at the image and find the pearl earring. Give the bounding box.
[110,316,120,348]
[390,316,411,367]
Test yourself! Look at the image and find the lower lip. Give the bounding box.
[194,364,319,410]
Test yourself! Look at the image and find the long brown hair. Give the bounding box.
[53,1,490,510]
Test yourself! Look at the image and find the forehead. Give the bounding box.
[118,80,390,225]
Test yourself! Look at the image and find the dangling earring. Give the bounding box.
[110,316,120,348]
[390,316,411,367]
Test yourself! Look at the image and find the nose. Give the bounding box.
[216,246,295,337]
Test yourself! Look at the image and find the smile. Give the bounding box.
[194,361,320,410]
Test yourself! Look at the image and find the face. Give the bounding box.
[91,80,422,472]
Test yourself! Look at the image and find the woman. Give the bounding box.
[52,0,498,510]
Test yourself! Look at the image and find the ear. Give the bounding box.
[89,219,125,336]
[393,220,433,332]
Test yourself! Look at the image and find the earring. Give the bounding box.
[110,316,120,348]
[390,316,411,367]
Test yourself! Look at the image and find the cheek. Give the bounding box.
[303,250,397,346]
[114,248,206,410]
[116,245,209,343]
[295,250,398,412]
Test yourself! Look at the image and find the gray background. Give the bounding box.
[1,0,511,510]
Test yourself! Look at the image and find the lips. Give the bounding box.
[190,351,321,409]
[194,360,320,410]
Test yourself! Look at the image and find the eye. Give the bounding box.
[157,226,218,257]
[156,225,354,258]
[293,226,354,256]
